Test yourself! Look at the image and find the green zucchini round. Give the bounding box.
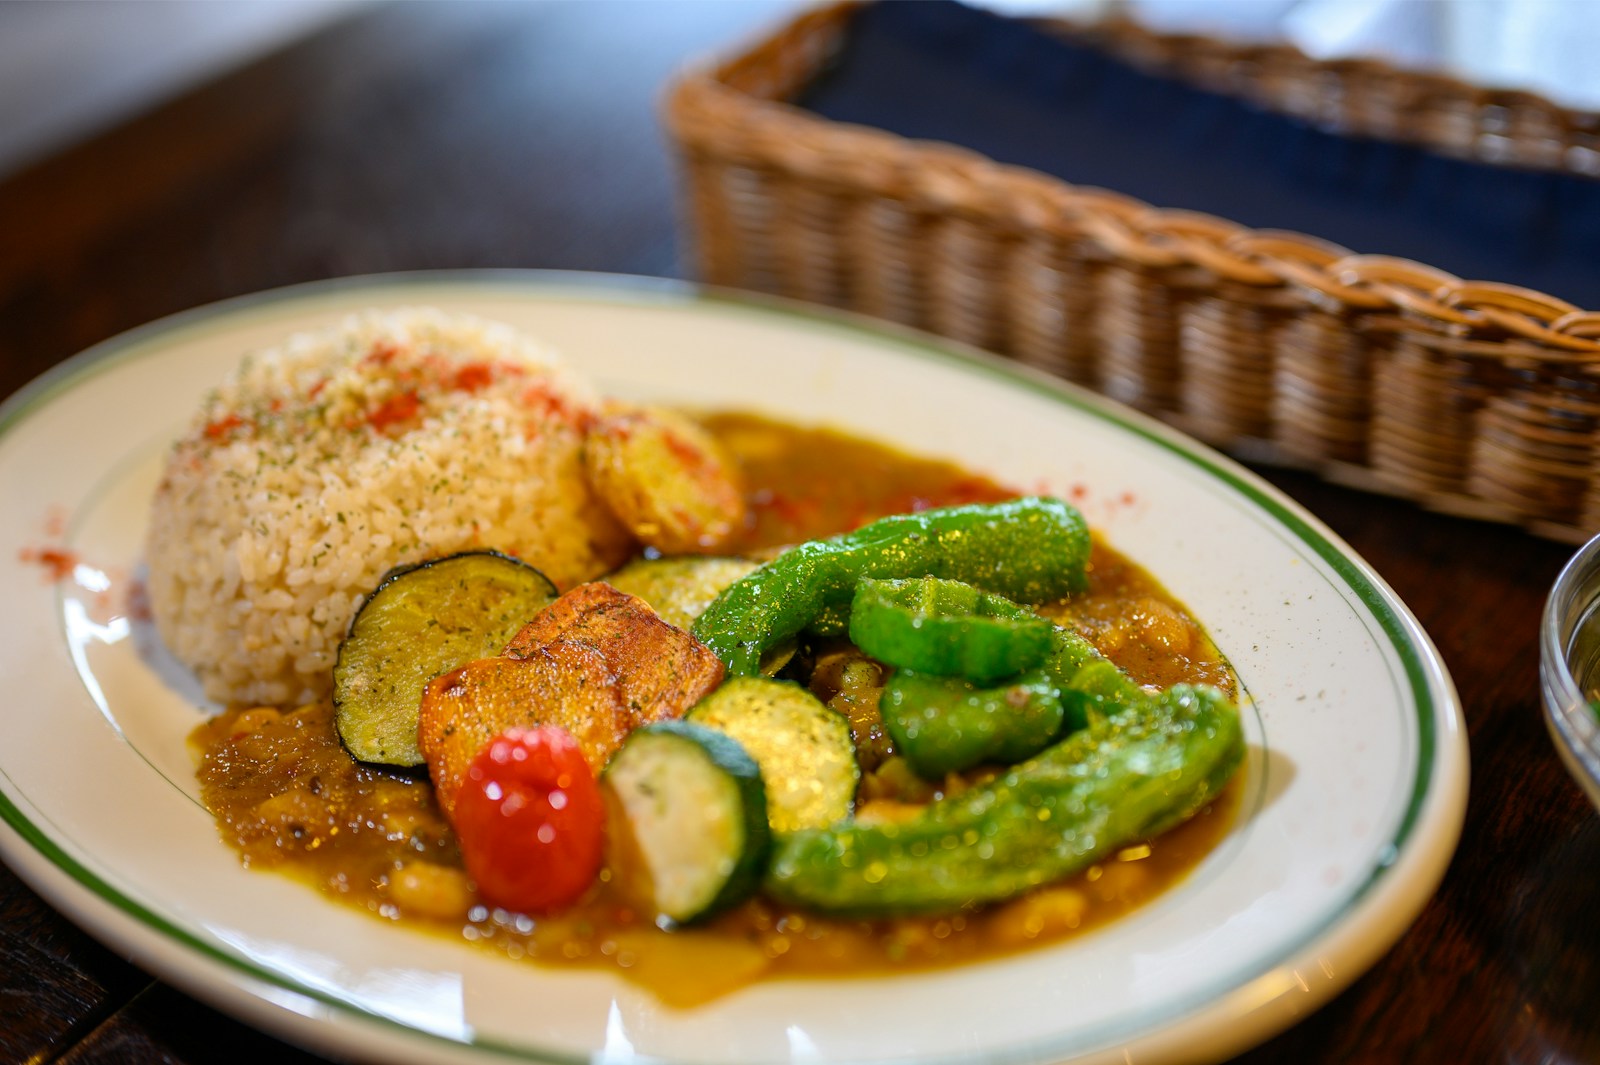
[602,556,759,631]
[333,550,558,766]
[601,720,769,925]
[687,677,857,833]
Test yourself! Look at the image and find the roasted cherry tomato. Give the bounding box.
[453,725,603,913]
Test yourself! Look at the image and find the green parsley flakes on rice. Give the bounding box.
[145,307,633,707]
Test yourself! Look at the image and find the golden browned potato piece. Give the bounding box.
[419,643,628,818]
[501,579,627,657]
[501,583,727,716]
[421,583,726,817]
[584,404,746,554]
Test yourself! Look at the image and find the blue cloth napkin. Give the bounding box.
[797,0,1600,306]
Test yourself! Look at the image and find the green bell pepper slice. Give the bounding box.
[848,576,1052,683]
[692,497,1090,677]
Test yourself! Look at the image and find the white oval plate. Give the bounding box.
[0,272,1466,1065]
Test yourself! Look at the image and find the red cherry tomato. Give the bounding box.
[452,725,603,913]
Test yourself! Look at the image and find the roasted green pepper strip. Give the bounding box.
[881,668,1065,777]
[806,601,851,639]
[881,623,1141,779]
[865,577,1063,777]
[693,497,1090,676]
[765,684,1243,916]
[849,577,1052,683]
[1041,625,1143,717]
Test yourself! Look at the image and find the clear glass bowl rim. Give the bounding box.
[1541,532,1600,808]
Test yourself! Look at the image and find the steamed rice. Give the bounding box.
[145,307,632,707]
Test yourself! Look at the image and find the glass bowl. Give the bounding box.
[1541,532,1600,812]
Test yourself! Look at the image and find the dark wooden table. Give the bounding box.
[2,3,1595,1063]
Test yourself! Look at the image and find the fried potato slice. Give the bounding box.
[419,642,630,818]
[584,404,746,554]
[421,583,725,817]
[502,582,726,716]
[501,580,619,657]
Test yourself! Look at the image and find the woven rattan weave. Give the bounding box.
[665,2,1600,542]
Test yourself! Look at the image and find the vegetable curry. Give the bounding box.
[191,412,1241,1007]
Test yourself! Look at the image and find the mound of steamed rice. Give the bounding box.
[145,307,632,707]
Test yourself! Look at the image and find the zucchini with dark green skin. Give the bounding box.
[692,497,1091,676]
[687,677,858,833]
[601,721,770,925]
[765,684,1243,916]
[603,555,798,675]
[602,556,759,631]
[333,551,557,766]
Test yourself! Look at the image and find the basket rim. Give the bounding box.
[663,0,1600,357]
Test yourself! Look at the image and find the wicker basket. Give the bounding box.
[664,2,1600,543]
[1060,18,1600,178]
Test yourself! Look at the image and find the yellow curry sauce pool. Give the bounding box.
[190,413,1241,1007]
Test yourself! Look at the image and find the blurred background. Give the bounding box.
[6,0,1600,183]
[0,1,363,178]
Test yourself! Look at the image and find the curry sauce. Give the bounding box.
[191,413,1241,1007]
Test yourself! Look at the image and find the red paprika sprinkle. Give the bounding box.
[662,430,709,470]
[203,413,247,441]
[127,578,153,622]
[363,340,401,366]
[519,381,589,431]
[366,391,420,432]
[19,546,79,581]
[451,363,495,393]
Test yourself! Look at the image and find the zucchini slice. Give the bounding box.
[688,677,858,834]
[333,550,557,766]
[601,721,769,925]
[602,556,758,631]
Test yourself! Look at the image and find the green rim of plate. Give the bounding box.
[0,270,1452,1065]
